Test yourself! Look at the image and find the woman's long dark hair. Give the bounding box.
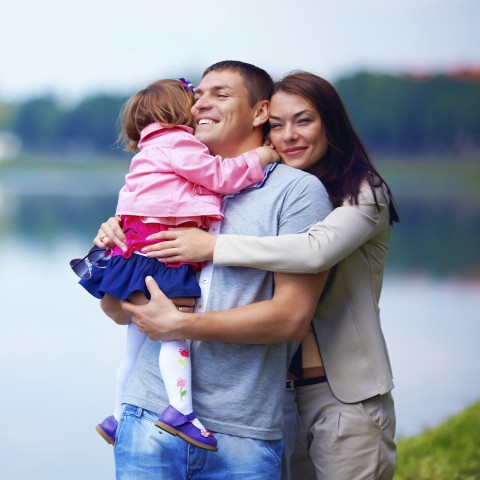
[274,72,399,225]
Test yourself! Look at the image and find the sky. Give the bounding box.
[1,0,479,103]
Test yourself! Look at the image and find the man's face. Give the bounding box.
[192,69,258,157]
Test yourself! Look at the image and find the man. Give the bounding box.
[98,61,332,479]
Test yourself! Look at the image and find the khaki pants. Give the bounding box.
[282,383,396,480]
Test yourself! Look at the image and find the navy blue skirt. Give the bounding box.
[79,253,201,300]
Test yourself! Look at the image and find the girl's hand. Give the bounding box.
[142,227,217,263]
[94,217,127,251]
[255,145,280,167]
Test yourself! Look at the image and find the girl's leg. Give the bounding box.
[112,291,149,419]
[114,322,147,420]
[101,294,131,325]
[97,292,147,444]
[159,339,207,431]
[103,290,216,449]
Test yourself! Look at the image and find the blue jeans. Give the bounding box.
[115,404,283,479]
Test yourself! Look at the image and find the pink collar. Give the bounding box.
[140,122,193,141]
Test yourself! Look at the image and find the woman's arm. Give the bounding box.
[214,193,389,274]
[143,191,389,274]
[122,270,327,344]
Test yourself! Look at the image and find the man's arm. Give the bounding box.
[122,270,327,344]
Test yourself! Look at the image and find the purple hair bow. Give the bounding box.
[179,77,195,92]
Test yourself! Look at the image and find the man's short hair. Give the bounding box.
[203,60,273,106]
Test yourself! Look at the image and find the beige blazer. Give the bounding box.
[214,184,394,403]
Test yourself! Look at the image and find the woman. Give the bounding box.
[98,71,399,479]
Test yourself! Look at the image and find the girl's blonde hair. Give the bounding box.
[118,79,195,152]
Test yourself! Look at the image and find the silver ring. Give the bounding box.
[100,234,108,241]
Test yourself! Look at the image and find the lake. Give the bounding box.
[0,165,479,479]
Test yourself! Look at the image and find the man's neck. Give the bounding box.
[211,132,264,158]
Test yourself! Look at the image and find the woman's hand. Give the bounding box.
[142,227,217,263]
[94,217,127,251]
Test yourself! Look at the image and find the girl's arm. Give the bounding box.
[170,135,277,195]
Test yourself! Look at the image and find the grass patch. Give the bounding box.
[395,400,480,479]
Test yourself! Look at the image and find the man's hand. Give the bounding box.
[120,277,194,341]
[94,217,127,251]
[142,228,217,263]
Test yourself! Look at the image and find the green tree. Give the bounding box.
[335,72,480,154]
[59,94,127,153]
[0,100,15,130]
[12,96,63,151]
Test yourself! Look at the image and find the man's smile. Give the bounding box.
[197,118,217,125]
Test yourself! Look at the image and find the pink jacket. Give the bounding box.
[116,123,264,227]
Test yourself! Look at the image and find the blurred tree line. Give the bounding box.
[335,72,480,155]
[0,71,479,158]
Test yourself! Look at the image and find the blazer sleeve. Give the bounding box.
[214,185,390,274]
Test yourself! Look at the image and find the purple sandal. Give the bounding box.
[155,405,218,452]
[96,415,118,445]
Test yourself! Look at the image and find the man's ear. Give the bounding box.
[252,100,270,127]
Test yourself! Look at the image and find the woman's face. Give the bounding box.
[269,91,328,174]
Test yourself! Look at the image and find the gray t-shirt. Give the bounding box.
[123,164,332,440]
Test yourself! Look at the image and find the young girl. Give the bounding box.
[70,78,278,451]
